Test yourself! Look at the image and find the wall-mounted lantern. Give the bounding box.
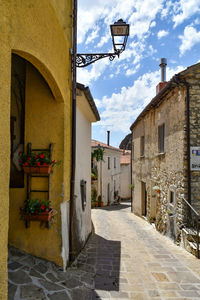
[76,19,129,68]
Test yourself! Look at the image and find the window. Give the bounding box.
[158,124,165,153]
[140,136,145,157]
[10,54,26,188]
[108,157,110,169]
[114,157,116,168]
[169,191,175,205]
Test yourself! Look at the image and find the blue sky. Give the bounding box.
[77,0,200,147]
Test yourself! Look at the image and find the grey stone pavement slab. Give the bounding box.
[8,201,200,299]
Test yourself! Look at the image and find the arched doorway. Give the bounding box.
[9,52,65,265]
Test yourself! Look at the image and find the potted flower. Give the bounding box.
[21,198,54,228]
[153,185,161,194]
[91,173,97,182]
[19,152,57,174]
[98,195,104,207]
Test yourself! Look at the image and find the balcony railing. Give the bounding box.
[181,197,200,258]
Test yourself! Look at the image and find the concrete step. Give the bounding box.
[181,228,200,258]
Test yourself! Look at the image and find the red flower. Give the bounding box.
[41,204,45,210]
[27,156,31,161]
[36,154,39,158]
[40,154,44,159]
[43,162,47,166]
[24,162,29,166]
[52,160,55,164]
[37,162,41,166]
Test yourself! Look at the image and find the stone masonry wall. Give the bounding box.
[185,71,200,213]
[132,86,187,243]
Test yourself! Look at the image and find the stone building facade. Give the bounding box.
[130,62,200,245]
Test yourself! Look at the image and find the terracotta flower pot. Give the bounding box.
[39,165,52,174]
[23,166,39,173]
[23,209,53,229]
[23,209,53,222]
[23,165,52,174]
[100,202,104,207]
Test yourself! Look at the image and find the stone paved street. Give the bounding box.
[8,201,200,299]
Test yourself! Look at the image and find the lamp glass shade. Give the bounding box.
[110,19,129,37]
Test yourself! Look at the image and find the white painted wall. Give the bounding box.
[74,105,92,251]
[120,163,131,199]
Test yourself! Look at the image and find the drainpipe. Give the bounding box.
[130,132,133,211]
[174,75,191,204]
[69,0,77,262]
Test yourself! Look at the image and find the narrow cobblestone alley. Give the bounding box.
[9,201,200,300]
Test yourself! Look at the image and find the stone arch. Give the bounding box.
[12,49,64,103]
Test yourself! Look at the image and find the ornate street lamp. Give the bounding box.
[76,19,129,68]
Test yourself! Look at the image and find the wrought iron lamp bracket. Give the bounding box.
[75,52,120,68]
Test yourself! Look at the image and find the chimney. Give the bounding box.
[107,130,110,146]
[156,58,168,94]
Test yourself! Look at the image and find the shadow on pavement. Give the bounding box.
[8,233,121,300]
[92,234,121,299]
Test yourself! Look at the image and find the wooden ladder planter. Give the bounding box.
[23,143,54,229]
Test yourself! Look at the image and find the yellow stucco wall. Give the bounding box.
[0,1,73,298]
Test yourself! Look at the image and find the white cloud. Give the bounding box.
[150,21,156,28]
[78,0,164,44]
[94,65,184,133]
[128,0,164,39]
[85,27,100,45]
[77,57,109,86]
[161,1,174,19]
[157,30,169,39]
[173,0,200,27]
[126,64,140,76]
[179,25,200,56]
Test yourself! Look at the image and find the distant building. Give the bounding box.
[91,136,121,205]
[120,150,131,200]
[130,59,200,256]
